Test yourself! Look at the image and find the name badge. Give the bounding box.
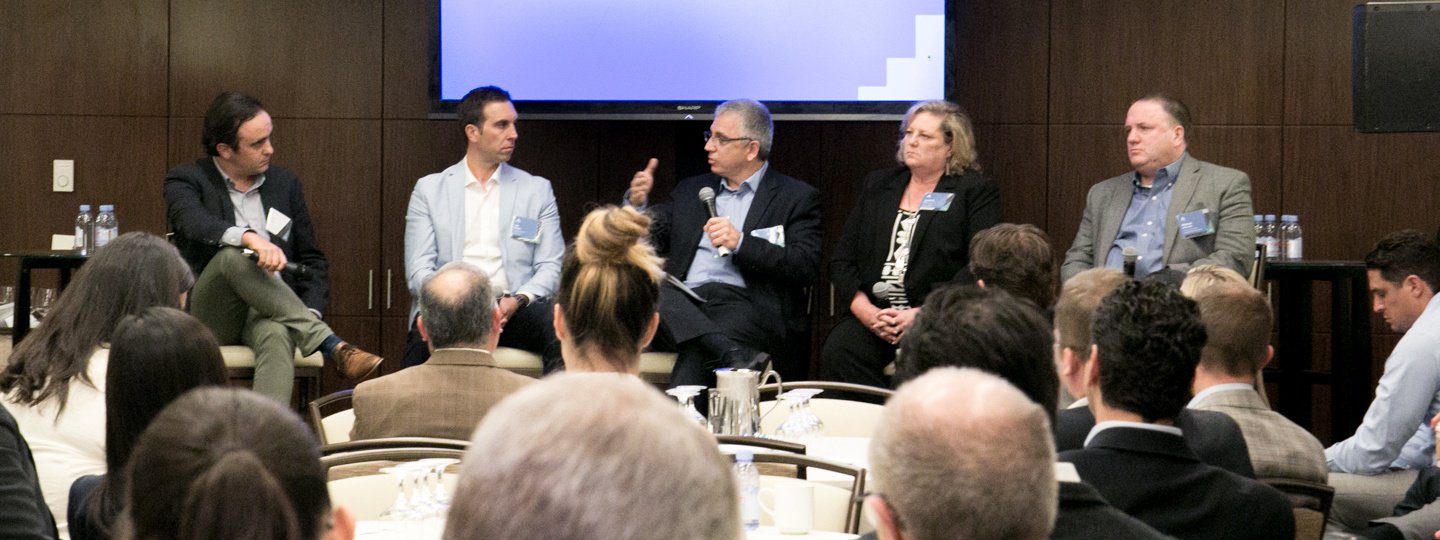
[918,192,955,212]
[1175,209,1215,239]
[511,216,542,243]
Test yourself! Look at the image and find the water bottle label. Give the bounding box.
[1286,238,1303,260]
[1263,238,1280,259]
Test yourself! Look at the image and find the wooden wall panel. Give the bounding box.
[383,0,437,119]
[1050,0,1285,125]
[1046,125,1128,257]
[169,0,383,118]
[976,124,1048,229]
[379,119,466,317]
[595,122,683,205]
[1188,126,1284,216]
[1283,127,1440,260]
[0,1,168,116]
[508,121,600,243]
[951,1,1049,124]
[0,115,170,245]
[1285,0,1358,125]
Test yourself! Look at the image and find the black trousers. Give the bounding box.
[655,282,780,388]
[401,298,563,373]
[818,315,896,391]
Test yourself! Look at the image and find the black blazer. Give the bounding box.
[164,158,330,313]
[1054,480,1176,540]
[649,169,822,328]
[1054,406,1257,478]
[830,166,1000,310]
[1059,427,1294,540]
[0,406,57,540]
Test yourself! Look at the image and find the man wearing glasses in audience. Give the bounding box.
[625,99,821,387]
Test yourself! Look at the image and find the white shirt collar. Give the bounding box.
[1187,383,1255,407]
[1083,420,1183,447]
[464,160,502,190]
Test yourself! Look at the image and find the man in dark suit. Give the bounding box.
[1058,280,1293,540]
[165,91,381,403]
[625,99,821,386]
[1061,94,1255,282]
[350,262,534,441]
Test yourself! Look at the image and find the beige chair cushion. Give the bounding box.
[220,345,323,368]
[757,475,854,533]
[759,398,886,438]
[322,409,356,445]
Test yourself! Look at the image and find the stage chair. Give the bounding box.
[221,346,322,410]
[1262,478,1334,540]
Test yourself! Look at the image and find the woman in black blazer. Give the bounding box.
[820,101,1001,389]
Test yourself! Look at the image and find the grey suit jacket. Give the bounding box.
[1061,155,1255,281]
[1190,387,1329,484]
[350,349,536,441]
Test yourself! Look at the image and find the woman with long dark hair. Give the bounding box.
[0,232,194,537]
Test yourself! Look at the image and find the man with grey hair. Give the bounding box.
[350,261,534,440]
[444,372,739,540]
[867,367,1057,540]
[625,99,821,387]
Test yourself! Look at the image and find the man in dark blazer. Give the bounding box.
[351,262,534,441]
[165,91,381,403]
[1059,280,1293,540]
[626,99,821,386]
[1061,94,1255,282]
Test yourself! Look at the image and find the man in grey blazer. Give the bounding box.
[1062,95,1255,282]
[1188,282,1328,484]
[351,262,535,441]
[403,86,563,371]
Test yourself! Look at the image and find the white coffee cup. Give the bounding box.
[760,482,814,534]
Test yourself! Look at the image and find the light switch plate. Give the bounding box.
[53,159,74,192]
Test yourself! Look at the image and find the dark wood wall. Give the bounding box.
[3,1,1435,425]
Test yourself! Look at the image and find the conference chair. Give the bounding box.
[222,346,322,411]
[307,389,355,445]
[723,451,867,534]
[1262,478,1335,540]
[759,381,893,438]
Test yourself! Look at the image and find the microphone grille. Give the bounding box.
[1122,246,1139,257]
[698,187,716,202]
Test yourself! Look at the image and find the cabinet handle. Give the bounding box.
[386,269,393,310]
[367,270,374,311]
[829,283,835,317]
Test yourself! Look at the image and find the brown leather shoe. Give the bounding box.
[334,342,382,380]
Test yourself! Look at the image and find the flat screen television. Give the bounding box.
[432,0,951,120]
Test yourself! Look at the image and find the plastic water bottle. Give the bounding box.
[74,205,94,255]
[1281,215,1303,261]
[735,450,760,531]
[94,205,119,248]
[1261,214,1280,261]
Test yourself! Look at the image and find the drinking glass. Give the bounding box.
[0,285,14,305]
[665,385,709,428]
[377,465,414,520]
[773,389,825,443]
[416,458,459,510]
[30,288,56,322]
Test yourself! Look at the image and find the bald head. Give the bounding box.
[444,373,739,540]
[870,367,1057,540]
[419,262,495,349]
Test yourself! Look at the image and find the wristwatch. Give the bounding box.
[507,292,534,309]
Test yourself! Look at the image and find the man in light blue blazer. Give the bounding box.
[403,86,563,371]
[1062,94,1255,282]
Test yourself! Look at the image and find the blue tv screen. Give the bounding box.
[434,0,949,119]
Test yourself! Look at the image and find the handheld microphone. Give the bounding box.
[697,187,732,257]
[243,250,310,276]
[1122,246,1139,278]
[871,282,893,309]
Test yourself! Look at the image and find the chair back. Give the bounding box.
[715,435,806,455]
[1260,478,1334,540]
[723,451,866,534]
[758,381,891,438]
[307,389,354,445]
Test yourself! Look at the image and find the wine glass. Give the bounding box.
[416,458,459,510]
[378,463,421,520]
[665,385,709,428]
[773,389,825,443]
[30,288,56,322]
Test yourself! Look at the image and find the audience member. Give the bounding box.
[1327,230,1440,530]
[443,373,737,540]
[1051,269,1256,477]
[1188,282,1327,483]
[1059,280,1293,539]
[969,223,1058,311]
[1178,264,1247,298]
[350,262,534,441]
[820,100,1000,389]
[626,99,821,385]
[867,368,1056,540]
[117,387,353,540]
[1062,94,1255,282]
[68,308,227,540]
[554,206,663,374]
[0,232,192,537]
[165,91,381,404]
[0,404,55,539]
[889,282,1169,539]
[403,85,563,372]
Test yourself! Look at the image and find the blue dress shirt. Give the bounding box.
[684,164,767,288]
[1105,154,1185,277]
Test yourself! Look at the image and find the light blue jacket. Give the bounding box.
[403,159,563,322]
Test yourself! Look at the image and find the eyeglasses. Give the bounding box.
[703,131,753,145]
